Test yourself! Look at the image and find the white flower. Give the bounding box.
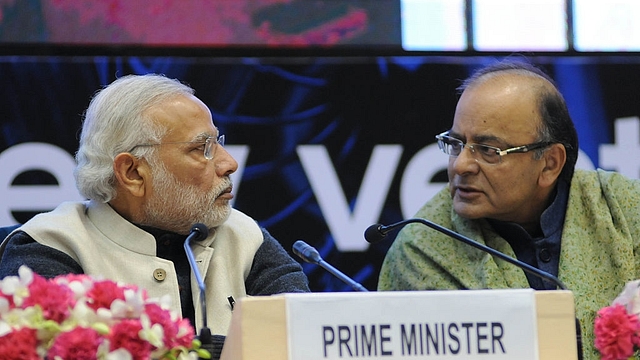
[0,321,11,337]
[177,351,201,360]
[3,306,43,328]
[0,267,203,359]
[104,348,133,360]
[0,265,34,307]
[0,297,10,315]
[64,302,102,330]
[64,278,93,300]
[612,279,640,315]
[96,307,114,323]
[110,288,145,319]
[147,294,173,310]
[139,313,165,349]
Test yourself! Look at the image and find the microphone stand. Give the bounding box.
[366,218,582,360]
[367,219,567,290]
[293,240,368,292]
[184,223,212,345]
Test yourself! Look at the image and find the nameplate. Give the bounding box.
[285,290,538,359]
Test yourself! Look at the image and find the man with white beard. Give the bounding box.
[0,74,310,358]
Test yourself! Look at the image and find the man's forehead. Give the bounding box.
[460,73,544,111]
[455,83,543,141]
[469,70,552,92]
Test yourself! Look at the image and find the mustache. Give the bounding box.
[212,176,233,197]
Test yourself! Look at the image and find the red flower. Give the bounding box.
[22,273,75,323]
[595,304,640,360]
[47,327,102,360]
[86,280,127,311]
[109,319,152,360]
[0,328,39,360]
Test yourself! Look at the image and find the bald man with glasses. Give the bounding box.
[378,60,640,359]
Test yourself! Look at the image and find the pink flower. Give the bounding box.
[174,317,196,348]
[612,280,640,315]
[54,273,94,284]
[0,267,202,359]
[47,327,103,360]
[595,304,640,360]
[144,303,195,348]
[144,303,176,345]
[109,319,152,360]
[86,280,127,311]
[22,273,75,323]
[0,327,39,360]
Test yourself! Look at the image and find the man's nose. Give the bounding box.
[214,146,238,176]
[450,145,479,174]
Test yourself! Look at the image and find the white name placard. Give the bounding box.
[285,290,538,359]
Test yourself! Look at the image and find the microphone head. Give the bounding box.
[292,240,322,264]
[190,223,209,242]
[364,224,386,244]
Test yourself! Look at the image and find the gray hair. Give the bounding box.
[74,74,195,202]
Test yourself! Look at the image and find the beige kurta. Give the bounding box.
[14,200,264,336]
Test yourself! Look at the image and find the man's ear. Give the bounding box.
[113,153,148,197]
[539,143,567,187]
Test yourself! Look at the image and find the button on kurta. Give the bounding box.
[538,248,552,263]
[153,268,167,282]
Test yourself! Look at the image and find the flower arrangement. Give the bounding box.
[594,280,640,360]
[0,266,209,360]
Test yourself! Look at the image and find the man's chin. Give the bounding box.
[452,203,487,220]
[203,206,232,228]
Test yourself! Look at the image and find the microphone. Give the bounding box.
[184,223,212,344]
[366,218,583,360]
[365,219,567,290]
[293,240,368,292]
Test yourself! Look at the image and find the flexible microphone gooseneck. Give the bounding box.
[365,219,567,290]
[184,223,212,344]
[293,240,368,292]
[366,218,583,360]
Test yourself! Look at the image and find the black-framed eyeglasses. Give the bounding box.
[129,134,225,160]
[435,131,553,165]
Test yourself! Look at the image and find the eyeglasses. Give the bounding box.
[435,131,552,165]
[129,134,225,160]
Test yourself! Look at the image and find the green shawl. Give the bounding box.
[378,169,640,359]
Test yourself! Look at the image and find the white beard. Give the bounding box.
[140,157,232,234]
